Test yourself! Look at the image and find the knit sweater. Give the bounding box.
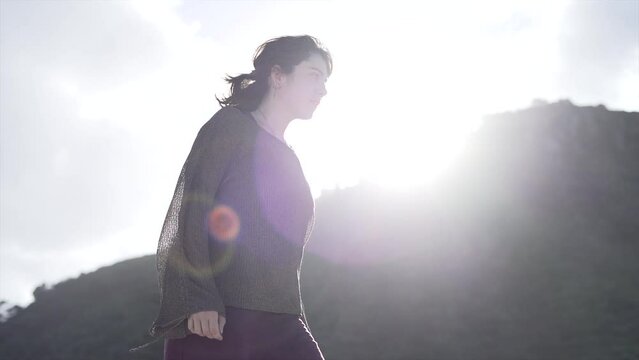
[149,106,316,339]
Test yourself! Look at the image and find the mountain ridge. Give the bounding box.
[2,100,637,359]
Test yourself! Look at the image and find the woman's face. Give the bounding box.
[277,52,329,120]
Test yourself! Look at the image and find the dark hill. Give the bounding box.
[1,100,637,359]
[0,256,162,359]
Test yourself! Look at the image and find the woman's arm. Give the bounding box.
[153,107,244,339]
[180,108,243,327]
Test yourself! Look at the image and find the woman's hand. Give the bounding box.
[188,311,226,340]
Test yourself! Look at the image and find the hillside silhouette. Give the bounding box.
[1,100,637,359]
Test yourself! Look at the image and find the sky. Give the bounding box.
[1,0,638,308]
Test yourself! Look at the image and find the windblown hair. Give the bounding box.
[216,35,333,112]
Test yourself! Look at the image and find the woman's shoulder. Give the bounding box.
[212,106,253,124]
[202,106,254,133]
[190,106,256,155]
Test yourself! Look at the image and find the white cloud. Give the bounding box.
[0,0,227,306]
[1,0,637,307]
[555,0,639,110]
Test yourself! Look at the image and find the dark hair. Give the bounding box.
[216,35,333,112]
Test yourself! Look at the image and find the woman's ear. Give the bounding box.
[270,65,286,89]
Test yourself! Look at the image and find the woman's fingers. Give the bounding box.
[188,316,193,333]
[188,311,223,340]
[219,315,226,335]
[188,313,203,336]
[195,316,204,337]
[208,315,222,340]
[201,317,212,339]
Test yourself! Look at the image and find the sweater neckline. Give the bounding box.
[245,111,295,152]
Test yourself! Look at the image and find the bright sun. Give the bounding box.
[362,110,482,191]
[291,35,485,194]
[287,0,566,195]
[290,91,483,196]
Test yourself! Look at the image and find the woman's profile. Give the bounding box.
[150,35,332,359]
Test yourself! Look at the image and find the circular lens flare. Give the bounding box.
[207,205,240,242]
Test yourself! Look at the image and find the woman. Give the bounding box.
[151,35,332,360]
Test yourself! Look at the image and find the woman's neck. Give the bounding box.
[251,103,292,143]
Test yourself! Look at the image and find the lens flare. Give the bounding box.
[207,205,240,242]
[166,244,235,279]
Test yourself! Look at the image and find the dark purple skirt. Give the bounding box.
[164,306,324,360]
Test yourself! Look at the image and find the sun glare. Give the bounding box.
[361,108,481,192]
[290,0,568,193]
[303,20,484,191]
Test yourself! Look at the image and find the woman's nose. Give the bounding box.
[318,82,327,97]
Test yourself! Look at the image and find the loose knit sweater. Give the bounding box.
[149,106,315,339]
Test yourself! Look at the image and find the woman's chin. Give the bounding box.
[301,106,320,120]
[296,111,315,120]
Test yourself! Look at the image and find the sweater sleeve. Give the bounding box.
[181,113,237,313]
[151,107,243,338]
